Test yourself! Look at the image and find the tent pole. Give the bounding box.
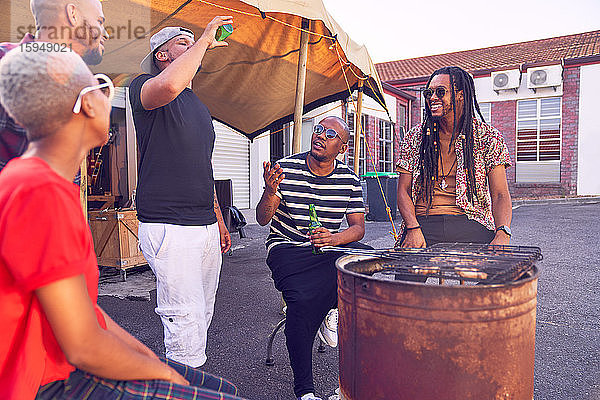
[353,81,364,174]
[80,159,88,221]
[292,19,309,154]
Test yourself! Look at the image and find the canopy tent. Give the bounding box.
[2,0,397,237]
[95,0,387,140]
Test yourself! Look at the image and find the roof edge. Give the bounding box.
[382,82,416,100]
[564,54,600,66]
[383,55,600,85]
[376,30,600,66]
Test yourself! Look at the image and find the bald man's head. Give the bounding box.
[321,116,350,143]
[30,0,73,24]
[30,0,107,65]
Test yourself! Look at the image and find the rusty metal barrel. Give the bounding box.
[336,254,539,400]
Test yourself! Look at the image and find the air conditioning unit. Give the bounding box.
[491,69,521,93]
[527,65,563,92]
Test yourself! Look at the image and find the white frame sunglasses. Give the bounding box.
[73,73,114,114]
[313,124,347,144]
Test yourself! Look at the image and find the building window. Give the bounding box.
[378,119,393,172]
[397,105,406,141]
[347,112,366,176]
[516,97,561,182]
[477,102,491,124]
[517,98,561,161]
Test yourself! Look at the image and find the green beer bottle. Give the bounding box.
[308,204,323,254]
[215,24,234,41]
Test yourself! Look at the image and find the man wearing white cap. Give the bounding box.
[128,16,233,368]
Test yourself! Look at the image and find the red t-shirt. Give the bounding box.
[0,157,106,399]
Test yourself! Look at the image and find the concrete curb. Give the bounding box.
[512,196,600,207]
[241,196,600,222]
[240,196,600,225]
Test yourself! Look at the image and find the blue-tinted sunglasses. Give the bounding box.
[313,124,347,144]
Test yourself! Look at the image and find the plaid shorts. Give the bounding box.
[35,358,246,400]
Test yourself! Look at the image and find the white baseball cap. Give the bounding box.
[140,27,195,75]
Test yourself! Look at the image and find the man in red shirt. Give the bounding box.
[0,43,243,400]
[0,0,109,172]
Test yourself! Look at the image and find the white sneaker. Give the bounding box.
[327,387,341,400]
[298,393,322,400]
[317,308,338,347]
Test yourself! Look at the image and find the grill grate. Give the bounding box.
[326,243,543,284]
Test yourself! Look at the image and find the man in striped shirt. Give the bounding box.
[256,116,370,400]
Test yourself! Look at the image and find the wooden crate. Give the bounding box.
[89,210,147,278]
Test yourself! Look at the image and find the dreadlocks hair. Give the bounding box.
[417,66,486,210]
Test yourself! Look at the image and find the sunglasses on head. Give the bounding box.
[73,73,114,114]
[423,86,449,101]
[313,124,347,143]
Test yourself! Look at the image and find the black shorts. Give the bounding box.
[397,214,494,282]
[401,214,495,247]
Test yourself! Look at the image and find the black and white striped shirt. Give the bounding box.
[266,152,365,253]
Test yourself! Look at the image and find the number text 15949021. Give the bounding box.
[20,42,73,53]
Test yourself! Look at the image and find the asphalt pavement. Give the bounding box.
[98,199,600,400]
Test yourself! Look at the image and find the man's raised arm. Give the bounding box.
[140,16,233,110]
[256,161,284,226]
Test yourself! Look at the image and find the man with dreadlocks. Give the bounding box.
[396,66,513,249]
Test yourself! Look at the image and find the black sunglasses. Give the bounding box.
[313,124,347,143]
[423,86,449,100]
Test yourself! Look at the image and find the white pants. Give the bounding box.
[139,222,222,367]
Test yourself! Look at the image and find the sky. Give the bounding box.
[322,0,600,63]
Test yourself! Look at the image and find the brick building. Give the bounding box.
[339,83,414,177]
[376,30,600,198]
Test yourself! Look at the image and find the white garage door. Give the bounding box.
[212,121,250,209]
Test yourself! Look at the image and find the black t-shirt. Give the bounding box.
[129,74,216,226]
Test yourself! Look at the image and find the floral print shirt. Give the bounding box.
[396,118,512,231]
